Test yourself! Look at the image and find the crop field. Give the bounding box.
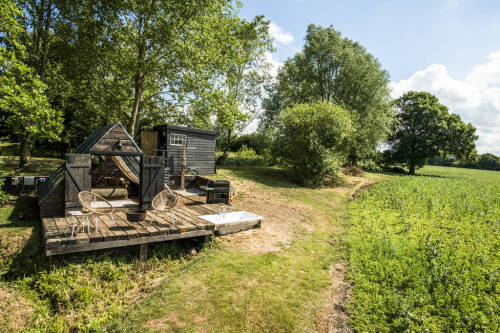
[346,166,500,332]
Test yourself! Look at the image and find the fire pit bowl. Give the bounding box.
[126,210,147,222]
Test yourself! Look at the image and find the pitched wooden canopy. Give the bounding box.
[75,122,143,156]
[38,122,143,207]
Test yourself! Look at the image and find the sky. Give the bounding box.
[239,0,500,155]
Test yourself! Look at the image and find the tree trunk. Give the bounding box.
[19,135,31,168]
[409,162,416,175]
[39,0,53,82]
[129,12,147,137]
[220,129,232,164]
[129,79,143,137]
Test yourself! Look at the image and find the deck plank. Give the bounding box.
[85,216,112,242]
[171,208,203,230]
[111,213,138,238]
[43,218,62,248]
[148,210,181,234]
[40,199,232,256]
[175,207,214,231]
[53,217,76,245]
[115,212,149,238]
[150,209,188,233]
[98,215,125,240]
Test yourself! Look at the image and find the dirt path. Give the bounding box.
[216,179,310,253]
[320,177,381,333]
[215,173,381,332]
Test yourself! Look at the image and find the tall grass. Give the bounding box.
[346,172,500,332]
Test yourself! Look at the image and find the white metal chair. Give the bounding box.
[77,191,115,234]
[151,189,179,225]
[67,210,91,237]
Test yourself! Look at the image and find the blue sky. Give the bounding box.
[239,0,500,155]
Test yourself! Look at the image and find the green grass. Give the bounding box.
[107,166,383,332]
[1,162,497,331]
[419,165,500,184]
[0,141,62,176]
[346,166,500,332]
[0,166,380,331]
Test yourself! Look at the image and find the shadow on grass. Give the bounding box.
[364,168,449,179]
[0,156,62,177]
[217,166,305,189]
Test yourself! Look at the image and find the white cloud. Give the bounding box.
[467,50,500,84]
[264,51,282,78]
[269,22,294,45]
[390,50,500,155]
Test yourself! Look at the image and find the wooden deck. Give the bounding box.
[42,196,228,256]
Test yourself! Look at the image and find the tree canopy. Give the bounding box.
[0,0,63,167]
[1,0,273,165]
[272,101,352,186]
[262,24,394,165]
[386,91,478,174]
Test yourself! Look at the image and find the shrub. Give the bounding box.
[343,165,363,176]
[218,145,269,167]
[217,133,272,155]
[272,101,352,186]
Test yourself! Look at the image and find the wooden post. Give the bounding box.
[180,143,186,190]
[139,243,148,261]
[139,155,143,210]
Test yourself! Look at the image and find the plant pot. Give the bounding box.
[126,210,147,222]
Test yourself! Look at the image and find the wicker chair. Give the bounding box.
[151,189,179,225]
[77,191,115,234]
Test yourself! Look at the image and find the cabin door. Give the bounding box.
[65,153,92,210]
[140,156,165,210]
[141,131,158,156]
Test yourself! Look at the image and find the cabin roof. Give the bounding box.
[75,122,143,155]
[154,124,218,136]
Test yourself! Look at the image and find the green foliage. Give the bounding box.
[217,145,269,167]
[262,24,394,164]
[0,0,63,166]
[217,132,272,155]
[9,0,273,153]
[428,153,500,171]
[387,91,478,174]
[346,173,500,332]
[272,101,352,186]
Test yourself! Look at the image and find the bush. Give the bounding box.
[343,165,363,176]
[272,101,352,186]
[217,145,269,167]
[217,133,272,155]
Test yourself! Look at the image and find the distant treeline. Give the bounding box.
[427,153,500,171]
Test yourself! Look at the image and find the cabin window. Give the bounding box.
[170,133,187,146]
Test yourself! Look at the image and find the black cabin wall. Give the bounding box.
[155,126,216,175]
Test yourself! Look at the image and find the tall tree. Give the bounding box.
[116,0,264,137]
[215,15,273,163]
[387,91,478,175]
[20,0,57,82]
[0,0,63,167]
[262,24,393,165]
